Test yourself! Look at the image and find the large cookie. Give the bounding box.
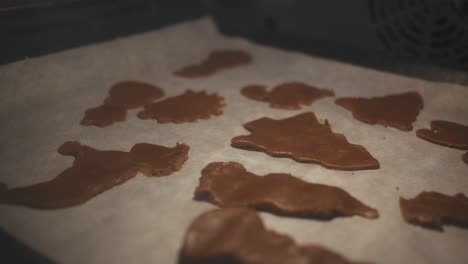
[231,112,379,170]
[179,208,372,264]
[0,141,189,209]
[195,162,379,220]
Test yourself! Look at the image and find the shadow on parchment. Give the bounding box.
[0,228,53,263]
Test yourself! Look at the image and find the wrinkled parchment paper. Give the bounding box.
[1,17,467,264]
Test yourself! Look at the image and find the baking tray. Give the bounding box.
[0,17,467,264]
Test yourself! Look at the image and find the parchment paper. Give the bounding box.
[1,17,467,264]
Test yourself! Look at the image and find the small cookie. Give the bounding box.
[174,50,252,78]
[416,120,468,149]
[335,92,423,131]
[242,82,334,109]
[81,81,164,127]
[138,90,225,123]
[400,191,468,230]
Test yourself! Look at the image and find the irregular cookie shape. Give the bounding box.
[174,50,252,78]
[179,208,372,264]
[81,81,164,127]
[335,92,423,131]
[81,105,127,127]
[417,120,468,165]
[138,90,225,123]
[400,191,468,230]
[231,112,379,170]
[416,120,468,149]
[0,141,189,209]
[241,82,334,109]
[195,162,379,220]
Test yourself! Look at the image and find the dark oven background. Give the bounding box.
[2,0,468,85]
[0,0,206,65]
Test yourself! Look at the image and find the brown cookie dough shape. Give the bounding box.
[416,120,468,165]
[416,120,468,149]
[81,81,164,127]
[231,112,379,170]
[81,104,127,127]
[400,191,468,230]
[174,50,252,78]
[0,141,189,209]
[241,82,335,109]
[195,162,379,220]
[179,208,372,264]
[137,90,225,123]
[335,92,423,131]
